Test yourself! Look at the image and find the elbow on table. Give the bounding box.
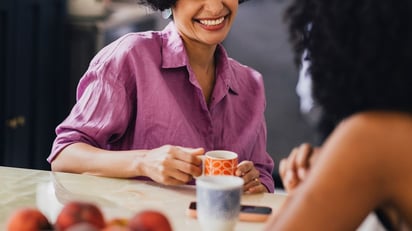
[50,153,67,172]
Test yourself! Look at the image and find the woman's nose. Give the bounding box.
[204,0,225,15]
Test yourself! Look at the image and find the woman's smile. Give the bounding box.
[196,16,227,31]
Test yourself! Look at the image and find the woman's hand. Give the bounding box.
[236,161,267,194]
[279,143,319,192]
[140,145,204,185]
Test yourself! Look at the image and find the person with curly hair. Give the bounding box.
[265,0,412,229]
[47,0,274,193]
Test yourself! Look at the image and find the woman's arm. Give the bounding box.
[51,143,204,185]
[265,113,390,230]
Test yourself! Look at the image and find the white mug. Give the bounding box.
[196,175,244,231]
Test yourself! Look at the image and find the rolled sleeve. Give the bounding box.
[48,66,133,162]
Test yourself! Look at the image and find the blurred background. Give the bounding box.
[0,0,316,189]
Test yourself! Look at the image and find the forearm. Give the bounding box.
[51,142,147,178]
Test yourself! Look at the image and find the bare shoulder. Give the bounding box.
[335,111,412,157]
[330,111,412,227]
[343,111,412,132]
[328,111,412,166]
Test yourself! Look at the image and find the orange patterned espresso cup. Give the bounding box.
[203,150,238,176]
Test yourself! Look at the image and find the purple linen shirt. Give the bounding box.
[48,22,274,192]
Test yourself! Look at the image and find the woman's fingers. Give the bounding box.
[235,161,265,194]
[295,143,313,179]
[236,161,253,176]
[280,144,315,192]
[279,147,297,179]
[245,180,268,194]
[165,146,203,174]
[172,146,204,165]
[147,145,205,185]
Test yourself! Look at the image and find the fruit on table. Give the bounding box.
[102,218,129,231]
[128,210,172,231]
[7,201,174,231]
[101,225,130,231]
[7,208,53,231]
[55,201,105,231]
[65,222,100,231]
[102,225,129,231]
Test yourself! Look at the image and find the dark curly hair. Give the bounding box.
[137,0,249,12]
[285,0,412,123]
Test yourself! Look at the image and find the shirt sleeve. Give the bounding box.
[48,64,134,162]
[251,119,275,193]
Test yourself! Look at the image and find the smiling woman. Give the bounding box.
[48,0,275,194]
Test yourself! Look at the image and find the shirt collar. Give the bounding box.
[160,21,239,95]
[161,22,187,68]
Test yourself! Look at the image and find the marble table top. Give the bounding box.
[0,166,286,230]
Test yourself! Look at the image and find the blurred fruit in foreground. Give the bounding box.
[7,208,52,231]
[55,201,105,231]
[102,218,129,231]
[128,210,172,231]
[103,225,129,231]
[7,202,174,231]
[65,222,100,231]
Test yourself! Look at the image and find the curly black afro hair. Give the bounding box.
[285,0,412,123]
[137,0,249,12]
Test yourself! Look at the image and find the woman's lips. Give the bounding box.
[196,16,226,31]
[199,17,225,26]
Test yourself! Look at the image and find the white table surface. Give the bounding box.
[0,166,286,230]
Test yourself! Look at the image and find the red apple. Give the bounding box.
[102,218,129,231]
[65,222,100,231]
[55,201,105,231]
[7,208,52,231]
[128,210,172,231]
[102,225,129,231]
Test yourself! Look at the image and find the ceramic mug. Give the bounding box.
[196,175,244,231]
[202,150,238,176]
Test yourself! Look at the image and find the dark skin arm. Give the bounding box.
[264,112,405,230]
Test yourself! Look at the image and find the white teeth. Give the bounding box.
[199,17,225,26]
